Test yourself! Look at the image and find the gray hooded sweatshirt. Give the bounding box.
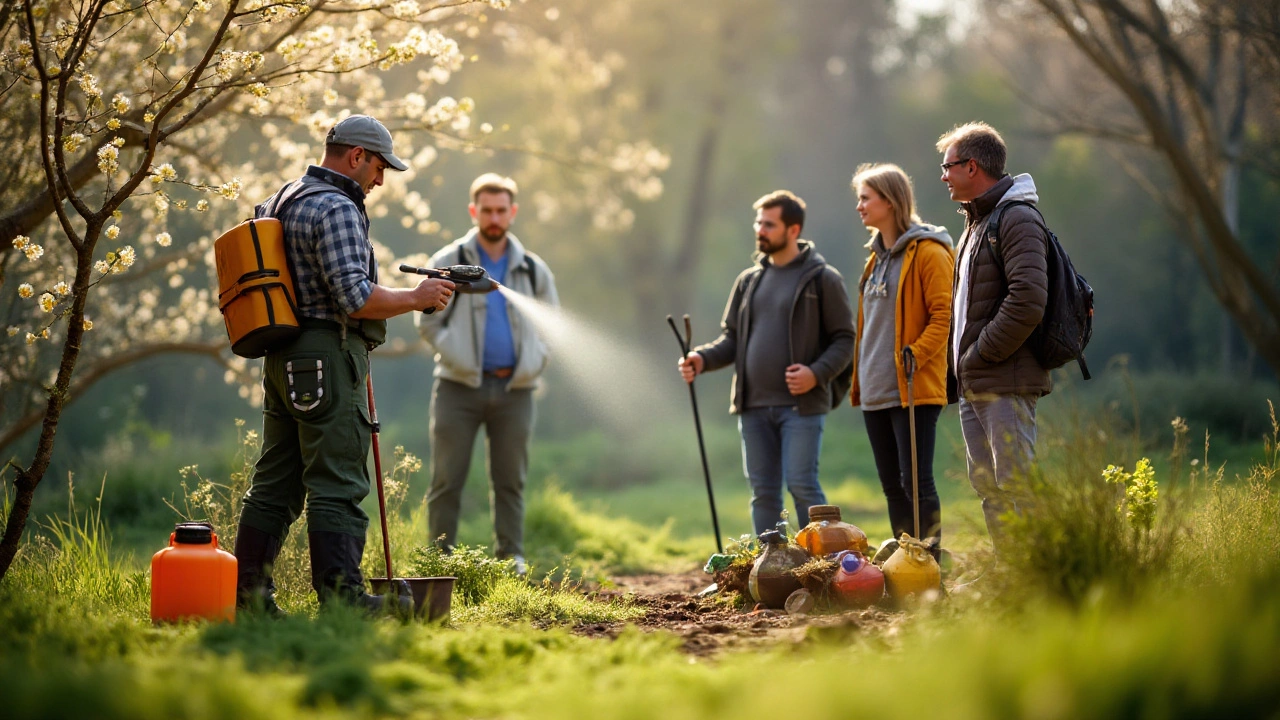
[859,223,954,411]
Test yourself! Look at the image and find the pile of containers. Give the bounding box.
[745,504,939,611]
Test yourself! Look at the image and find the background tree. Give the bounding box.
[1012,0,1280,375]
[0,0,664,579]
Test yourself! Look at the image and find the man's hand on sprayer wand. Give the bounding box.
[678,352,704,384]
[414,277,456,313]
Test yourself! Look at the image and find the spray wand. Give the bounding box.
[399,264,501,313]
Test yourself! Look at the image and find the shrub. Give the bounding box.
[404,544,513,605]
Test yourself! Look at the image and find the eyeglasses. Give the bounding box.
[940,158,971,172]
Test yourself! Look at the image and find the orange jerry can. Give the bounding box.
[151,522,237,623]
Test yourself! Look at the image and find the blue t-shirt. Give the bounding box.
[479,252,516,371]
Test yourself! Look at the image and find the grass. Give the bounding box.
[4,382,1280,717]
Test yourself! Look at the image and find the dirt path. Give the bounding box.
[576,568,911,657]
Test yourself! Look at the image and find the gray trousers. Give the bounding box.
[428,376,534,558]
[959,394,1037,547]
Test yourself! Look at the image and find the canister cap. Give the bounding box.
[174,522,214,544]
[807,504,841,520]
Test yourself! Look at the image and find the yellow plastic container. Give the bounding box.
[795,504,869,557]
[881,533,940,601]
[150,522,237,623]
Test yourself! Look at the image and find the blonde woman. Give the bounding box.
[850,163,954,555]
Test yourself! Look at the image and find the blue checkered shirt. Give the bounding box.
[256,166,376,321]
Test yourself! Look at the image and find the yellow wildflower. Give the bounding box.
[106,225,120,240]
[82,318,94,331]
[38,293,55,312]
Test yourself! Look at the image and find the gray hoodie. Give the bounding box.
[858,223,954,411]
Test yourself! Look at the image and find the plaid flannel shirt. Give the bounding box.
[257,166,377,321]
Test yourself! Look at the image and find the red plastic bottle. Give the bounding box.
[151,522,237,623]
[830,550,884,608]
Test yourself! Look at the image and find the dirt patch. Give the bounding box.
[574,567,911,657]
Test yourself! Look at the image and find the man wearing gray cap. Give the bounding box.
[234,114,454,615]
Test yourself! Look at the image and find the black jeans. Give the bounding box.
[862,405,943,544]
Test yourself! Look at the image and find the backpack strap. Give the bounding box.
[983,200,1045,275]
[524,254,538,298]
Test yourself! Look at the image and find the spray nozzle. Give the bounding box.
[400,264,501,313]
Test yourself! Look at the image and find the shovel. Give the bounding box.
[366,371,456,621]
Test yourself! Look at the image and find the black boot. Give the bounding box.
[307,530,412,616]
[234,523,284,616]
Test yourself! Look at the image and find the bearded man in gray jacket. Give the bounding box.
[938,122,1051,550]
[416,173,559,576]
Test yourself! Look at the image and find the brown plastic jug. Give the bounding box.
[748,530,811,608]
[795,505,869,557]
[151,522,237,623]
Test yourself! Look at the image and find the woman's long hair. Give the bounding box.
[852,163,921,238]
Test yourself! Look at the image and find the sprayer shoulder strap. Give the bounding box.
[524,254,538,297]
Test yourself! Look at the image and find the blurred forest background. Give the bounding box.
[4,0,1279,549]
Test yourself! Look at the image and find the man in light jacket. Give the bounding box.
[938,122,1051,550]
[416,173,559,576]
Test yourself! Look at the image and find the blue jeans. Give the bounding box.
[738,406,828,537]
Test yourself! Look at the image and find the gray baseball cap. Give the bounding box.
[325,115,408,171]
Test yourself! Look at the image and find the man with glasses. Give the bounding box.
[234,114,456,614]
[937,122,1050,551]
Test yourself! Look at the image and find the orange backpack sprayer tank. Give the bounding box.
[151,522,237,623]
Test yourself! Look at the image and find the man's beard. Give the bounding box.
[479,225,507,243]
[756,235,783,255]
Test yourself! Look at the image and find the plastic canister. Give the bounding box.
[830,550,884,608]
[794,504,869,556]
[748,530,811,609]
[150,522,237,623]
[881,533,941,601]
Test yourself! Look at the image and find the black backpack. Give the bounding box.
[985,201,1094,380]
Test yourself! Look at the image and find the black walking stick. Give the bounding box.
[668,314,723,554]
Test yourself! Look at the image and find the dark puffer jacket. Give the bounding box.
[947,174,1052,401]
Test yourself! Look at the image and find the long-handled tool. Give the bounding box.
[366,372,396,585]
[902,347,920,540]
[668,314,723,554]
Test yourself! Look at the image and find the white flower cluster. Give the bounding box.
[12,235,43,263]
[155,232,172,247]
[425,96,474,131]
[215,50,263,81]
[97,144,119,174]
[112,93,130,114]
[77,73,102,100]
[216,177,242,200]
[149,163,178,183]
[391,0,419,19]
[63,133,86,153]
